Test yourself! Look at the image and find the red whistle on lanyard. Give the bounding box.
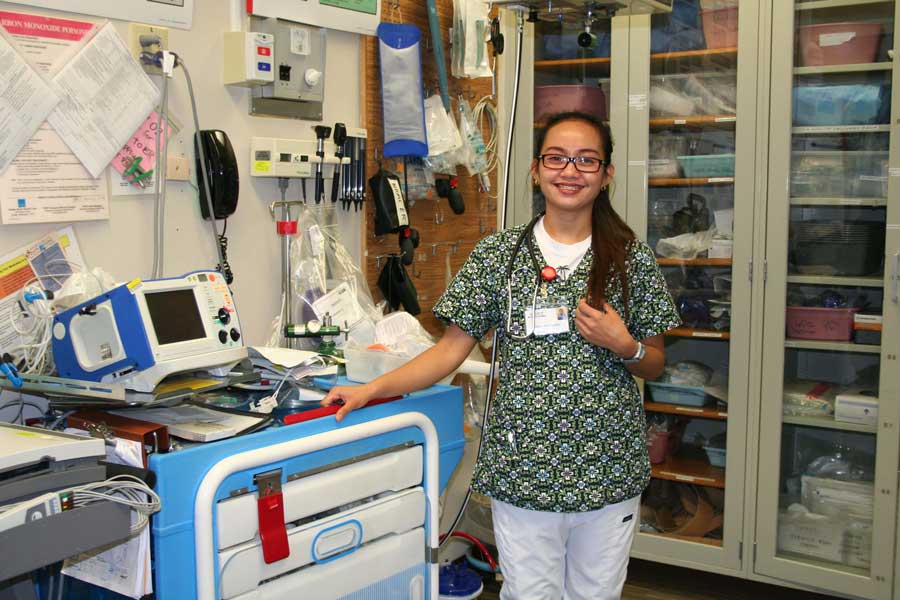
[540,265,557,282]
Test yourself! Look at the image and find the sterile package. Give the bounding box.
[801,475,873,522]
[778,504,872,568]
[655,229,715,259]
[782,380,837,417]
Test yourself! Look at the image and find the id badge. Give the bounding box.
[524,299,570,336]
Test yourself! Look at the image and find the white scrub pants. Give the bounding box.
[491,496,640,600]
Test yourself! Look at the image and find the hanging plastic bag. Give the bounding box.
[378,23,428,157]
[457,98,489,175]
[463,0,493,78]
[424,94,463,157]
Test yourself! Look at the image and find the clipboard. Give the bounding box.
[68,409,170,466]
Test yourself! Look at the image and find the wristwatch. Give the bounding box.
[622,341,645,364]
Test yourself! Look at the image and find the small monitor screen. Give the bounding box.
[144,289,206,345]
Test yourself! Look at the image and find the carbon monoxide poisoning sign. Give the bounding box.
[4,0,194,29]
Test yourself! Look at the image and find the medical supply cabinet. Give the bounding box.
[498,1,900,597]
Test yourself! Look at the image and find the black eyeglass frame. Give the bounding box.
[537,154,609,173]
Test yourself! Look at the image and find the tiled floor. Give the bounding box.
[477,558,835,599]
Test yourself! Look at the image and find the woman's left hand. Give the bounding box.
[573,298,638,358]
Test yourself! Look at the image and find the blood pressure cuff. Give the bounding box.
[377,256,420,315]
[370,169,409,235]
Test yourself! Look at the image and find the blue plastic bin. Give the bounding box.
[541,32,610,59]
[677,153,735,178]
[651,0,706,54]
[792,82,891,127]
[646,381,712,407]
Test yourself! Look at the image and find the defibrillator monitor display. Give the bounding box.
[144,289,206,345]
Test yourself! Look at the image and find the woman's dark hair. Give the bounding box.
[535,111,636,315]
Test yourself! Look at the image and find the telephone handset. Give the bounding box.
[195,130,239,220]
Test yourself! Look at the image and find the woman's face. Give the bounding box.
[531,119,614,215]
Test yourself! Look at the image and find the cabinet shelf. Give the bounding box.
[657,257,732,267]
[794,62,892,76]
[651,455,725,488]
[790,196,887,207]
[796,0,892,10]
[638,530,723,547]
[784,339,881,354]
[782,414,876,434]
[534,57,610,78]
[649,177,734,187]
[651,47,737,61]
[645,401,727,420]
[666,328,730,340]
[792,124,890,134]
[787,275,884,287]
[649,115,736,129]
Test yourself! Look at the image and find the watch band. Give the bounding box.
[623,341,645,364]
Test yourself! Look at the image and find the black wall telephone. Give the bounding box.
[195,130,239,220]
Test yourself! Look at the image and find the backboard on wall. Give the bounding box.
[247,0,379,36]
[5,0,194,29]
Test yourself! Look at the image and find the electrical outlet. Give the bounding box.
[166,155,190,181]
[129,23,169,75]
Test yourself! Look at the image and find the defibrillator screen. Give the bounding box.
[144,289,206,345]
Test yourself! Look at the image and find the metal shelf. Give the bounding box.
[790,197,887,207]
[792,125,890,134]
[794,62,892,75]
[786,275,884,287]
[784,339,881,354]
[783,414,877,434]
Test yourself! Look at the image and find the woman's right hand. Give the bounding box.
[321,383,376,422]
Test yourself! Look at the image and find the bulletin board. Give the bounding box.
[363,0,498,337]
[3,0,194,29]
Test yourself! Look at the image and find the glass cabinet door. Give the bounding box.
[629,0,756,572]
[757,1,899,598]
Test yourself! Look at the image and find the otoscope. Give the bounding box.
[313,125,331,204]
[331,123,347,204]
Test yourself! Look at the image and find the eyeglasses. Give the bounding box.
[539,154,607,173]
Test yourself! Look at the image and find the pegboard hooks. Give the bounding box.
[386,0,403,23]
[374,253,401,268]
[431,241,459,257]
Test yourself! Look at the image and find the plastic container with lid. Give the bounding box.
[798,22,882,67]
[701,6,738,49]
[785,306,859,341]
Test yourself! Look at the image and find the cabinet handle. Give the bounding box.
[893,253,900,304]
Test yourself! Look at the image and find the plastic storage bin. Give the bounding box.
[345,348,454,385]
[701,6,738,49]
[651,0,706,54]
[646,381,712,407]
[677,153,735,177]
[790,151,888,198]
[798,22,881,67]
[649,134,690,178]
[793,82,890,126]
[648,430,673,464]
[785,307,859,341]
[534,85,607,123]
[791,220,885,276]
[703,445,726,467]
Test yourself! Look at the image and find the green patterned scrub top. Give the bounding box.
[433,225,681,513]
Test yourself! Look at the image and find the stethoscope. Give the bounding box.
[505,212,560,341]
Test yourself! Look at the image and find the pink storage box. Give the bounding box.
[534,85,607,123]
[798,22,881,67]
[701,7,738,49]
[786,307,859,341]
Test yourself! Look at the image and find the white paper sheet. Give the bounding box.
[0,10,108,224]
[0,29,59,175]
[48,22,159,178]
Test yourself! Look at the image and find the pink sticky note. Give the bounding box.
[112,112,172,178]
